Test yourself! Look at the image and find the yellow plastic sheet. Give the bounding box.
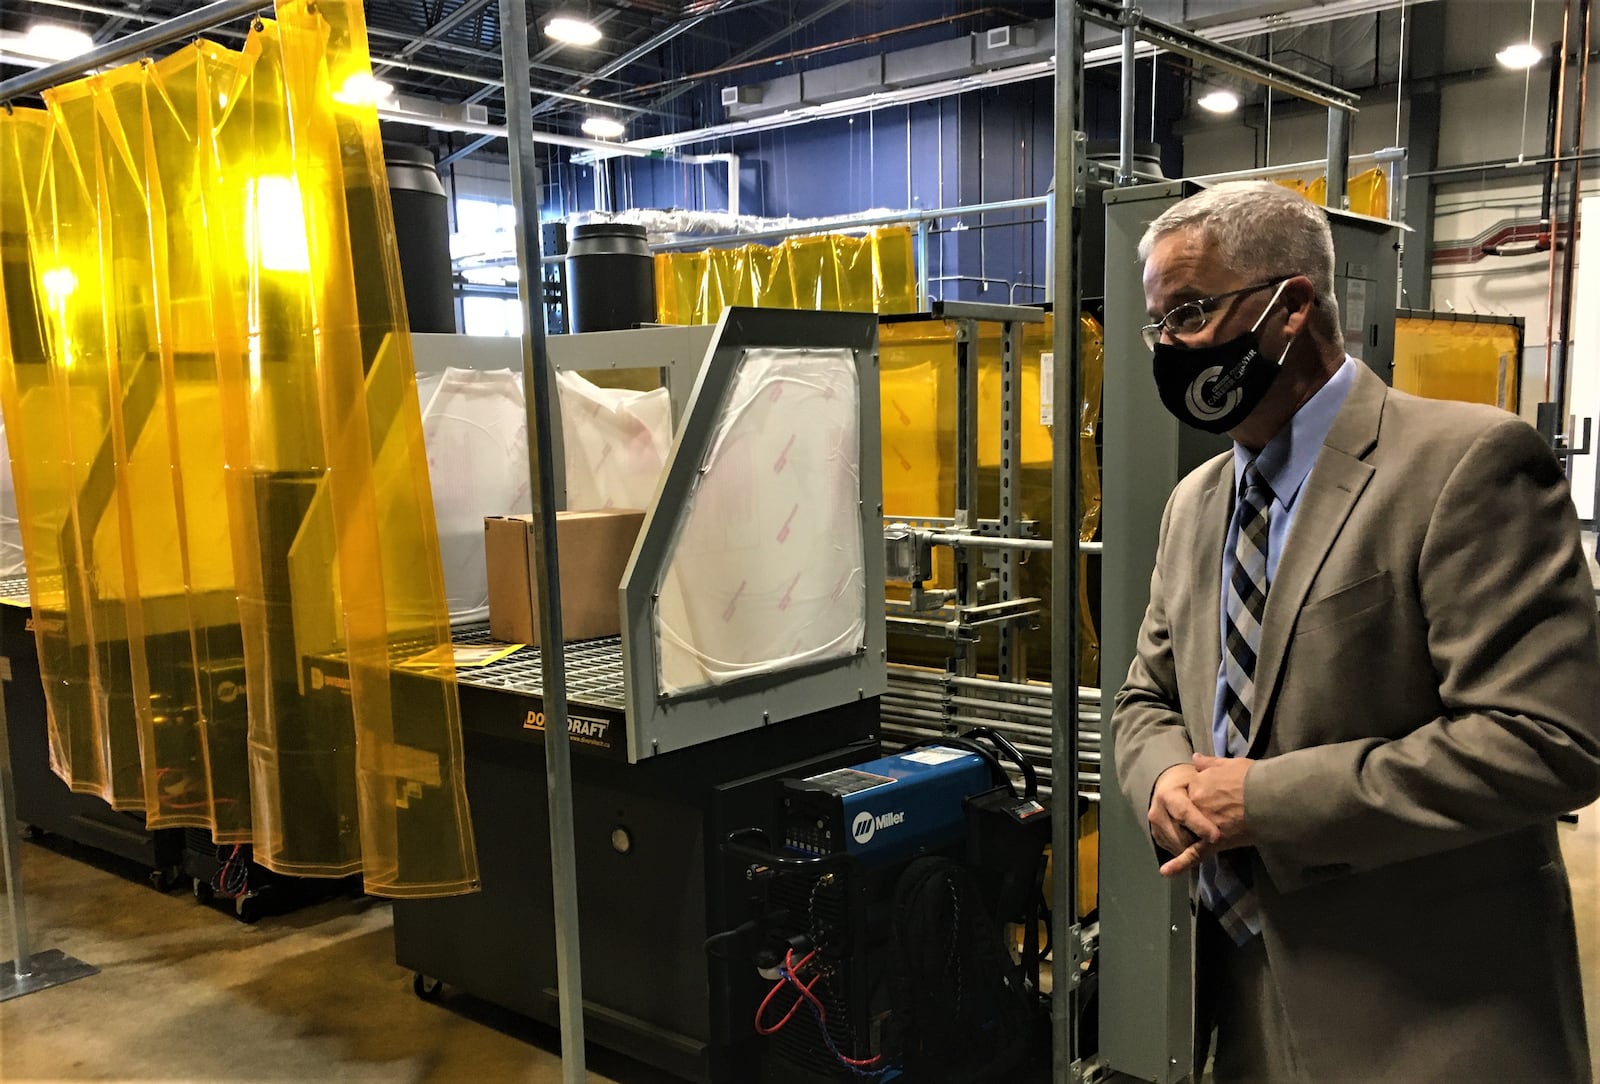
[0,3,476,897]
[1298,167,1389,218]
[655,226,918,324]
[1394,316,1521,410]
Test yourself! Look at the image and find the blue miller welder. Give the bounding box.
[716,728,1053,1083]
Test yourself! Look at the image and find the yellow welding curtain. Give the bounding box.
[1394,316,1521,410]
[654,226,919,324]
[0,1,477,897]
[1290,167,1389,219]
[878,312,1104,684]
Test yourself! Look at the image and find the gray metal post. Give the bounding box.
[997,320,1022,682]
[1118,0,1137,185]
[916,220,932,310]
[0,668,97,1001]
[496,0,587,1078]
[1050,2,1084,1078]
[1326,105,1351,211]
[0,690,31,979]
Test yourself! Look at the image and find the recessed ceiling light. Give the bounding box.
[1198,89,1240,114]
[581,115,625,139]
[22,23,94,61]
[545,16,602,47]
[1496,42,1543,69]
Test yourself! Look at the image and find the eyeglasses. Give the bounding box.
[1139,275,1294,351]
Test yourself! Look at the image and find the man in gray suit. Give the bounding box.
[1112,180,1600,1082]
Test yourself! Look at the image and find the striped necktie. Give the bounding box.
[1199,462,1272,945]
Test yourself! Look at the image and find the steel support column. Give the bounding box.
[496,0,587,1079]
[1050,3,1085,1078]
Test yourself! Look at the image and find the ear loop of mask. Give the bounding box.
[1251,278,1295,367]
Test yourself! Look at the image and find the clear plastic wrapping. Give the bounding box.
[655,347,865,695]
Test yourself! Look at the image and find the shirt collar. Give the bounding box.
[1233,356,1358,508]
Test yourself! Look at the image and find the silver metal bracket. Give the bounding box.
[1073,131,1090,206]
[0,950,99,1003]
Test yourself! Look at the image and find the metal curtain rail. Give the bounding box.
[1077,0,1359,111]
[0,0,265,101]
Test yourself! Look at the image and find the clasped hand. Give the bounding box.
[1147,753,1254,877]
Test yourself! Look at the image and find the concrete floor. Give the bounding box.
[0,839,673,1083]
[0,804,1596,1082]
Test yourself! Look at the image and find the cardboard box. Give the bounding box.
[485,510,645,646]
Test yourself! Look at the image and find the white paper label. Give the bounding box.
[901,745,970,765]
[1345,279,1367,335]
[1039,352,1054,427]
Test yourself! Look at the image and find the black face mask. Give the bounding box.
[1151,282,1292,434]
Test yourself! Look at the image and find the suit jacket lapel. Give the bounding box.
[1186,465,1231,758]
[1248,364,1387,756]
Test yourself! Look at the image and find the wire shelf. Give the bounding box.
[451,625,627,712]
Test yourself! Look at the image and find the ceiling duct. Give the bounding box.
[724,17,1054,121]
[718,0,1433,125]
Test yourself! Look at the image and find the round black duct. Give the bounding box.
[383,142,456,334]
[566,222,657,333]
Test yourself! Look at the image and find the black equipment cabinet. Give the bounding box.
[391,653,878,1084]
[0,581,185,887]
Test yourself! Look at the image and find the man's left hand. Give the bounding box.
[1158,754,1256,877]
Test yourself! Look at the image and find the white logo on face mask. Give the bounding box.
[1185,365,1242,421]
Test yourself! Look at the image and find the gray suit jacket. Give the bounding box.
[1114,362,1600,1082]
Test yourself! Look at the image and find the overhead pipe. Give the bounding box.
[678,153,741,218]
[1118,0,1137,185]
[1545,0,1575,401]
[1542,39,1564,227]
[1553,0,1592,423]
[620,9,1011,99]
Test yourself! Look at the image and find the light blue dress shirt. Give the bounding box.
[1210,357,1358,759]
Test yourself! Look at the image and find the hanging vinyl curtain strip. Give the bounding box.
[654,226,920,325]
[0,3,477,898]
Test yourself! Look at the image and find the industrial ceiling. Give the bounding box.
[0,0,1432,155]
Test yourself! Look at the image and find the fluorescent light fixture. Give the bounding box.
[581,115,626,139]
[1496,42,1543,69]
[1198,89,1240,114]
[545,16,602,46]
[333,72,395,106]
[22,23,94,62]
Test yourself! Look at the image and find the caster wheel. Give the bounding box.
[150,869,180,892]
[234,895,261,924]
[23,824,45,841]
[193,879,215,904]
[413,973,444,1002]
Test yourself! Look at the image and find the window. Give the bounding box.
[461,296,523,337]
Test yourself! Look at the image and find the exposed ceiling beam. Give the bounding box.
[647,0,853,111]
[528,0,755,118]
[377,0,495,71]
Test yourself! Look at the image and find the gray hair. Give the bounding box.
[1137,180,1342,342]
